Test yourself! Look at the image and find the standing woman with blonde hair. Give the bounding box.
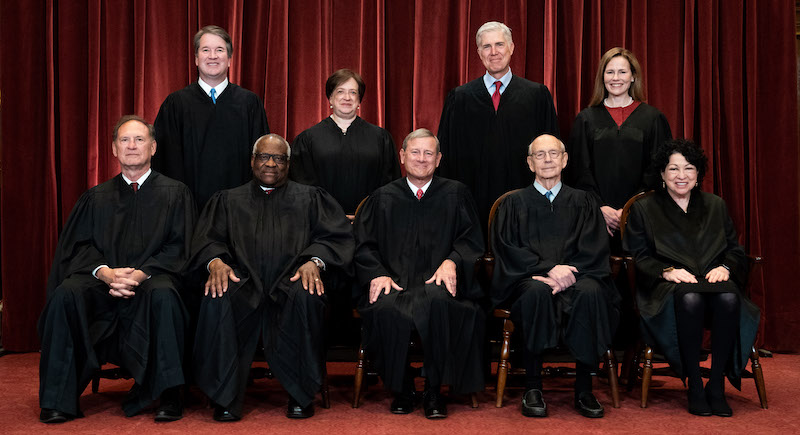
[568,47,672,246]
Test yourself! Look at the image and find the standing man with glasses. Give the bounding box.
[491,134,619,418]
[189,134,354,421]
[153,25,269,211]
[437,21,560,234]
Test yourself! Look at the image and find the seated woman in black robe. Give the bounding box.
[624,139,760,417]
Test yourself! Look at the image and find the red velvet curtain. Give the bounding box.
[1,0,797,352]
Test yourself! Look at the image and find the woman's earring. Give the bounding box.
[662,181,666,189]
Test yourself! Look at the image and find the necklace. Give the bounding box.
[604,96,634,108]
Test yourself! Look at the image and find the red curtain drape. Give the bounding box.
[1,0,797,352]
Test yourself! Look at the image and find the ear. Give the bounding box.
[399,149,406,166]
[561,152,569,169]
[526,155,536,173]
[434,152,442,168]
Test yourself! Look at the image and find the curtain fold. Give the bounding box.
[1,0,797,352]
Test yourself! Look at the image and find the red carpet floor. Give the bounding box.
[0,352,795,434]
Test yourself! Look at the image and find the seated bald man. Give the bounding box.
[491,134,619,418]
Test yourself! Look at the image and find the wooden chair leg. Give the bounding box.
[495,319,514,408]
[471,393,479,408]
[641,345,654,408]
[750,345,768,409]
[353,343,366,408]
[627,342,642,391]
[321,362,330,409]
[604,349,620,408]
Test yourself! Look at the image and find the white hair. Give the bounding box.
[252,134,291,158]
[476,21,513,48]
[528,134,565,155]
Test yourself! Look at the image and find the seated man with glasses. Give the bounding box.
[188,134,354,421]
[491,134,619,419]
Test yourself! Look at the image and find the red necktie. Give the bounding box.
[492,80,502,111]
[266,189,273,195]
[131,182,138,192]
[416,188,423,200]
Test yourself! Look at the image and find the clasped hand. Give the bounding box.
[98,267,147,298]
[662,266,729,284]
[532,264,578,295]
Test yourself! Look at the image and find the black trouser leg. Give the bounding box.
[675,292,705,391]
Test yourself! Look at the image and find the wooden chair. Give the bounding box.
[619,191,767,409]
[350,196,479,409]
[484,190,621,408]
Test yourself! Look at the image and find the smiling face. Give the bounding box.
[527,135,568,185]
[328,77,360,119]
[661,152,698,200]
[603,55,634,99]
[477,30,514,78]
[195,33,231,85]
[112,120,156,171]
[400,136,441,185]
[251,137,290,188]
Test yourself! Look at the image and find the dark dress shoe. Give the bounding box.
[154,387,183,422]
[286,397,315,419]
[521,389,547,418]
[390,392,416,414]
[574,391,604,418]
[422,389,447,419]
[213,405,240,422]
[706,384,732,417]
[40,408,71,424]
[687,388,712,416]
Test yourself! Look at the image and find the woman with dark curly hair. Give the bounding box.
[623,139,760,417]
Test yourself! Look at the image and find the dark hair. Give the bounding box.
[325,69,365,101]
[653,138,708,185]
[588,47,645,106]
[112,115,155,141]
[194,25,233,56]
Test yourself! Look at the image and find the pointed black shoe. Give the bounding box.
[422,389,447,419]
[706,383,732,417]
[154,386,183,422]
[574,391,604,418]
[521,389,547,418]
[390,392,416,414]
[687,387,712,416]
[286,397,315,419]
[39,408,72,424]
[213,405,240,422]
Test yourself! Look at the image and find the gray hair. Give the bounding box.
[112,115,155,141]
[476,21,513,48]
[252,134,291,158]
[402,128,440,152]
[527,134,565,155]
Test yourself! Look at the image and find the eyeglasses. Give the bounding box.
[254,153,289,165]
[529,150,563,160]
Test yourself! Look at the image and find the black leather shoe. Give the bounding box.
[422,389,447,419]
[706,384,732,417]
[213,405,240,422]
[390,392,416,414]
[154,387,183,422]
[286,397,315,419]
[574,391,604,418]
[687,388,712,416]
[521,389,547,417]
[39,408,71,424]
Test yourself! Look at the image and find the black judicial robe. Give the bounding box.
[189,180,354,414]
[38,171,196,416]
[623,190,759,387]
[353,177,486,393]
[567,103,672,209]
[491,184,619,362]
[153,82,269,209]
[290,116,401,214]
[437,76,560,230]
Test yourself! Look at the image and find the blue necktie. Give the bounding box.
[545,191,553,202]
[210,88,217,104]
